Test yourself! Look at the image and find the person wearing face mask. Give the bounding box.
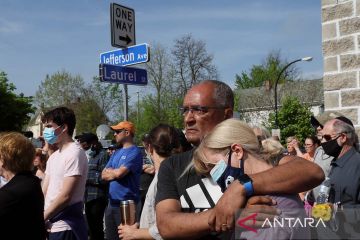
[76,132,109,240]
[193,119,310,240]
[41,107,88,240]
[315,117,360,239]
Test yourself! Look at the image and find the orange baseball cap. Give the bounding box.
[110,121,135,134]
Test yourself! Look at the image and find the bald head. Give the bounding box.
[182,80,234,146]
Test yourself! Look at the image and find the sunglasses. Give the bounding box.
[114,129,126,134]
[320,133,344,142]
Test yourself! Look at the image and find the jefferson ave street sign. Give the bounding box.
[111,3,135,48]
[100,43,149,66]
[99,64,147,86]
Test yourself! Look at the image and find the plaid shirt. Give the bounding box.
[84,149,109,203]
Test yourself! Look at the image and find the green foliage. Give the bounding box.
[87,77,123,122]
[129,94,183,144]
[34,70,86,108]
[267,96,314,144]
[0,71,34,131]
[72,98,108,134]
[235,51,298,90]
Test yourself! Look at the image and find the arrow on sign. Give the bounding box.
[119,35,132,45]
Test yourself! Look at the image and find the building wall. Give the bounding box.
[322,0,360,134]
[240,105,323,128]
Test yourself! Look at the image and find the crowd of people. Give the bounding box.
[0,80,359,240]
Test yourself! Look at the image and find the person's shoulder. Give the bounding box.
[349,148,360,164]
[161,150,194,170]
[61,142,83,155]
[3,172,41,194]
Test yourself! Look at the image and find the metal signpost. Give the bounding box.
[102,3,148,121]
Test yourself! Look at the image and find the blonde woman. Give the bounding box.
[261,138,285,166]
[193,119,310,240]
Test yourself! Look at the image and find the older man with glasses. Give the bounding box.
[101,121,143,240]
[315,116,360,239]
[155,80,324,239]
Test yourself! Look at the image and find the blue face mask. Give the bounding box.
[210,149,244,192]
[43,125,62,145]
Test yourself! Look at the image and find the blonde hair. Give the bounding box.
[261,138,285,165]
[0,132,35,173]
[193,119,267,175]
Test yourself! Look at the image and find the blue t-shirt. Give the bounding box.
[105,145,142,203]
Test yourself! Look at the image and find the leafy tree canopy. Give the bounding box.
[267,96,314,144]
[235,51,299,90]
[34,70,86,108]
[0,71,34,131]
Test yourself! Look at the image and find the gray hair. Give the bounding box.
[200,80,234,109]
[333,119,356,144]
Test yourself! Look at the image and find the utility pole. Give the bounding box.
[123,84,128,120]
[136,91,140,125]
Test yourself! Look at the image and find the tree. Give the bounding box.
[172,34,218,96]
[85,77,123,122]
[34,70,111,134]
[34,70,86,108]
[72,98,108,134]
[235,51,299,90]
[234,51,301,114]
[267,96,314,144]
[0,71,34,131]
[126,42,184,142]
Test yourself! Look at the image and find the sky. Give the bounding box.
[0,0,322,101]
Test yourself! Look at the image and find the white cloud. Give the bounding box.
[0,18,23,34]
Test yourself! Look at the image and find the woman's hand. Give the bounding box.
[143,164,155,175]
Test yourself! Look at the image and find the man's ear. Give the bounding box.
[339,133,348,145]
[224,108,233,119]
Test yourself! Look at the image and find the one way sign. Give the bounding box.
[111,3,136,48]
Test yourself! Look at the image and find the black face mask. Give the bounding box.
[215,149,244,193]
[321,137,342,158]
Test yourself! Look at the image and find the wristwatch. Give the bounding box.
[237,174,254,197]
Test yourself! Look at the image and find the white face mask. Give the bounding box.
[209,159,227,182]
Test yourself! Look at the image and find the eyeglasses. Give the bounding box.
[179,106,224,116]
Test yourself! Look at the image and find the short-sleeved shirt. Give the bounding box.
[45,142,88,232]
[105,145,142,203]
[156,150,230,239]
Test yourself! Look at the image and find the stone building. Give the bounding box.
[322,0,360,134]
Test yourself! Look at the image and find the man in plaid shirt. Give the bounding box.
[77,132,109,240]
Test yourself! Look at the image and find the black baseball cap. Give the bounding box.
[75,132,98,143]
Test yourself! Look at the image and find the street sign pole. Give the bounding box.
[123,85,129,121]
